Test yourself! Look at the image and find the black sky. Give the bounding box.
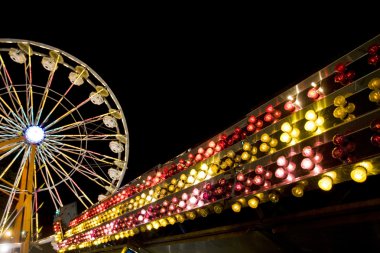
[1,11,379,234]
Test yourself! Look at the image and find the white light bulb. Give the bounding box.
[25,126,45,144]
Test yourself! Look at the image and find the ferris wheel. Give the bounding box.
[0,39,129,249]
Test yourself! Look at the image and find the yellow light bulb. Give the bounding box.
[180,174,187,181]
[261,133,271,143]
[241,151,251,161]
[315,116,324,126]
[368,77,380,90]
[259,143,270,153]
[213,204,223,214]
[268,148,277,154]
[290,128,300,138]
[351,166,367,183]
[333,95,347,107]
[345,103,355,113]
[291,185,304,197]
[152,221,160,229]
[281,122,292,133]
[187,175,195,184]
[318,176,333,191]
[280,132,291,143]
[305,110,317,121]
[243,142,252,151]
[250,156,257,162]
[269,138,278,147]
[200,163,208,171]
[168,217,176,225]
[251,146,258,155]
[197,170,206,180]
[177,180,185,188]
[269,192,280,203]
[304,121,317,132]
[146,224,153,231]
[176,214,185,223]
[231,202,242,212]
[333,106,347,119]
[168,184,175,192]
[248,196,260,208]
[190,169,197,176]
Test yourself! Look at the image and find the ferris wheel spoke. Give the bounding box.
[24,47,33,122]
[0,96,27,129]
[45,111,112,135]
[48,134,122,142]
[0,114,23,132]
[39,148,95,207]
[43,89,104,130]
[43,141,112,186]
[50,145,114,171]
[34,57,60,125]
[46,138,119,163]
[35,155,63,209]
[0,145,30,234]
[0,55,29,125]
[40,68,88,126]
[0,144,26,183]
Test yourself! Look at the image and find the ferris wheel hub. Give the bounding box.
[24,126,45,144]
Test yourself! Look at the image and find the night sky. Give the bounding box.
[1,13,379,235]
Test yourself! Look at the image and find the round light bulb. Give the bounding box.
[315,116,325,126]
[290,128,300,138]
[281,122,292,133]
[280,133,291,143]
[231,202,242,213]
[261,133,271,143]
[318,176,333,191]
[304,121,317,132]
[305,110,317,121]
[248,196,260,209]
[351,166,367,183]
[292,185,304,197]
[24,126,45,144]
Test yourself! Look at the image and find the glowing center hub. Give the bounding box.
[25,126,45,144]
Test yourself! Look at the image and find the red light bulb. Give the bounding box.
[266,105,274,113]
[264,170,273,179]
[345,70,356,81]
[235,182,244,191]
[236,172,245,182]
[255,165,265,175]
[368,44,379,55]
[333,134,346,146]
[284,101,295,112]
[313,152,323,163]
[335,63,346,73]
[307,88,320,100]
[302,146,314,157]
[368,55,379,65]
[371,134,380,147]
[246,123,256,132]
[273,110,282,119]
[286,161,296,172]
[248,115,257,123]
[253,175,264,185]
[255,120,264,128]
[276,156,288,167]
[275,167,287,179]
[334,73,345,83]
[264,113,274,122]
[301,158,314,170]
